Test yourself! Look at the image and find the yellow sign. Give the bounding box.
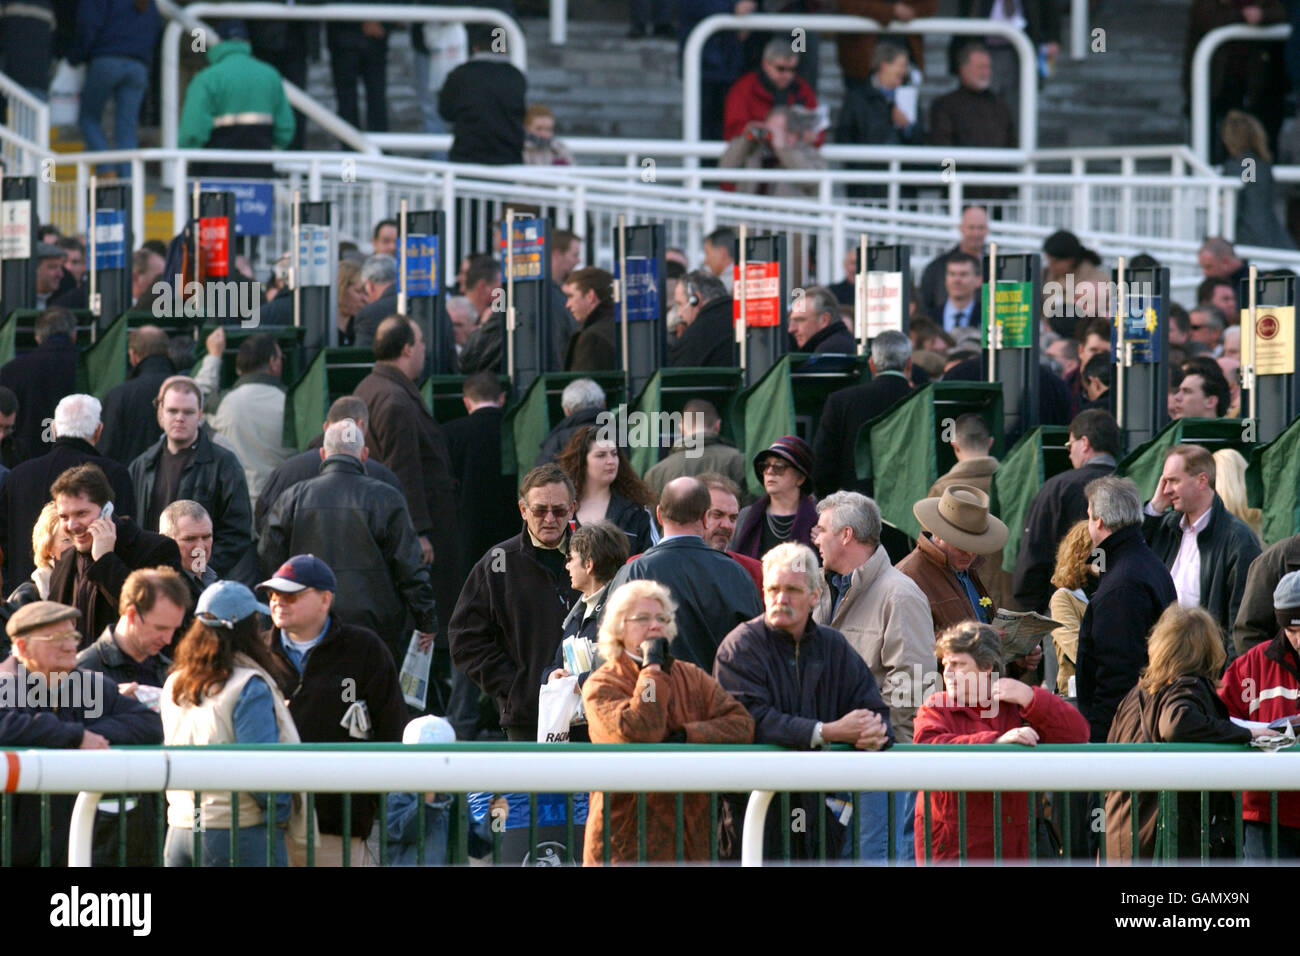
[1250,305,1296,376]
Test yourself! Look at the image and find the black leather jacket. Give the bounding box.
[258,455,439,650]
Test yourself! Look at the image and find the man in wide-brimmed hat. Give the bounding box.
[896,484,1008,638]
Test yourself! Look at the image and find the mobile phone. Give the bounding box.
[99,501,114,521]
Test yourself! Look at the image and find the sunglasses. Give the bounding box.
[528,505,572,518]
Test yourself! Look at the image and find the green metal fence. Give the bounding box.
[4,742,1295,866]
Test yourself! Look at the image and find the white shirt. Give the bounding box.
[1169,507,1212,608]
[988,0,1027,31]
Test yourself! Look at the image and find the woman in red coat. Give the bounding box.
[914,621,1089,863]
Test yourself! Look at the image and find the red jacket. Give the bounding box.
[728,550,763,591]
[913,686,1089,862]
[722,71,818,142]
[1219,635,1300,828]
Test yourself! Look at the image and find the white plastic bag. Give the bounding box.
[49,59,86,127]
[537,675,581,743]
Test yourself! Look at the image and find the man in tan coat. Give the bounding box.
[928,412,1012,610]
[812,491,933,862]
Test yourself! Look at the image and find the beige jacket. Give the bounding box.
[1048,587,1088,697]
[813,544,936,741]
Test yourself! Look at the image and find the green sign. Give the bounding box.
[981,280,1034,348]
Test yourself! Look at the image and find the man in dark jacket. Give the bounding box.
[442,372,518,582]
[604,477,762,671]
[353,316,461,629]
[928,42,1016,148]
[667,270,735,368]
[1141,443,1261,660]
[259,419,439,663]
[0,307,78,462]
[563,267,618,372]
[438,23,526,164]
[836,41,923,147]
[128,377,252,580]
[918,206,989,320]
[96,325,175,465]
[714,540,892,859]
[1012,408,1121,612]
[1076,476,1177,742]
[76,566,189,688]
[1234,533,1300,656]
[642,399,748,496]
[811,329,913,497]
[158,499,218,633]
[48,464,183,649]
[449,464,580,740]
[353,254,459,373]
[0,393,136,590]
[455,255,507,374]
[789,285,856,354]
[255,396,403,528]
[0,600,163,867]
[534,378,606,467]
[261,556,407,867]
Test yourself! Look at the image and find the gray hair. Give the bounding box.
[560,378,606,415]
[1193,304,1227,332]
[816,491,882,546]
[53,394,101,440]
[870,329,912,371]
[800,285,840,325]
[684,269,727,307]
[871,40,907,72]
[446,295,475,320]
[1085,475,1142,532]
[762,37,798,62]
[160,499,211,537]
[360,253,397,286]
[761,542,822,597]
[323,418,366,458]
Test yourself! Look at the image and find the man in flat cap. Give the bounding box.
[0,600,163,866]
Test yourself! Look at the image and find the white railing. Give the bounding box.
[0,747,1292,867]
[0,71,51,153]
[1190,22,1290,164]
[682,15,1039,154]
[157,3,527,159]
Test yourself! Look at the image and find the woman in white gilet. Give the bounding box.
[162,580,299,866]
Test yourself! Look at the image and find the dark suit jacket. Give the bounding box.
[48,517,183,646]
[441,405,519,580]
[811,370,912,497]
[0,437,138,590]
[0,334,78,462]
[564,301,618,372]
[667,296,736,368]
[97,353,177,465]
[254,447,402,528]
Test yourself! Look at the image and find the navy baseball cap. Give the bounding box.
[258,554,338,594]
[196,581,270,630]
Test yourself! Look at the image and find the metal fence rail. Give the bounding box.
[3,743,1298,867]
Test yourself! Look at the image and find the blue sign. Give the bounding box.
[195,180,274,236]
[399,234,438,297]
[498,218,545,282]
[1111,291,1162,364]
[91,209,126,271]
[295,225,332,287]
[615,256,659,321]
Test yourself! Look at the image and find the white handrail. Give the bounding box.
[10,748,1294,867]
[157,3,528,156]
[682,15,1039,154]
[0,71,51,151]
[1191,22,1290,164]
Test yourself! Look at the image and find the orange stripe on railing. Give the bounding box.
[2,752,18,792]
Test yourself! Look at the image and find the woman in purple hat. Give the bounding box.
[729,435,818,559]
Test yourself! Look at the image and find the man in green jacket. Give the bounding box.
[178,20,296,178]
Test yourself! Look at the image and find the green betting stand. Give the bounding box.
[503,371,627,475]
[625,367,744,476]
[990,425,1073,574]
[857,381,1004,540]
[1246,413,1300,544]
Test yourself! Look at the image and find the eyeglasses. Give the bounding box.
[626,613,672,626]
[26,630,81,647]
[528,505,571,519]
[761,461,791,475]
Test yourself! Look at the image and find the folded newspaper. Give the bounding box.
[399,630,434,711]
[990,609,1061,660]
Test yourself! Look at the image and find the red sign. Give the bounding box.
[732,261,781,327]
[198,216,230,278]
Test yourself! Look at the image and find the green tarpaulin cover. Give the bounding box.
[282,348,329,450]
[1116,417,1249,502]
[1248,415,1300,545]
[77,313,129,398]
[991,425,1072,573]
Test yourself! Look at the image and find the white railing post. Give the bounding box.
[172,155,189,237]
[75,163,89,241]
[131,158,147,247]
[1191,23,1290,163]
[1071,0,1087,60]
[441,170,457,281]
[572,183,587,244]
[68,792,103,867]
[741,790,774,866]
[308,158,322,203]
[551,0,566,45]
[1120,155,1135,239]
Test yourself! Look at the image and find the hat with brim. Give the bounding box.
[913,484,1008,555]
[752,435,813,487]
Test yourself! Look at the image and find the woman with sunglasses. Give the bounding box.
[557,425,656,556]
[730,435,818,559]
[161,580,301,867]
